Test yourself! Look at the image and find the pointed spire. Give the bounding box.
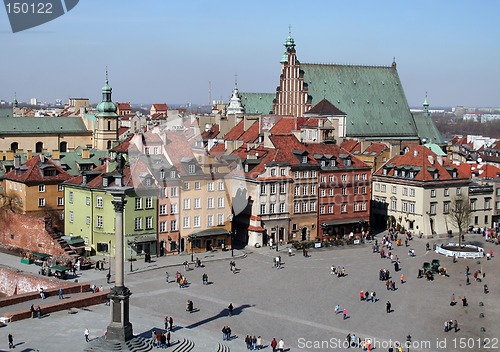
[423,91,429,106]
[423,92,430,118]
[105,66,109,84]
[391,57,397,70]
[13,92,18,108]
[234,72,238,88]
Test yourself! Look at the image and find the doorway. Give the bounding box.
[301,227,307,241]
[206,239,212,251]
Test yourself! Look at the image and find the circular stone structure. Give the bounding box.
[435,242,484,258]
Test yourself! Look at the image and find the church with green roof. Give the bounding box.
[238,32,441,147]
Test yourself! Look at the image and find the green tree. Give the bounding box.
[447,195,472,247]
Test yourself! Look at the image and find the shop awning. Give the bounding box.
[32,252,52,259]
[321,218,367,226]
[189,228,231,238]
[133,235,157,244]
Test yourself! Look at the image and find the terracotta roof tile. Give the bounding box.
[151,104,168,111]
[340,139,361,153]
[224,120,245,140]
[3,155,73,184]
[269,116,307,135]
[305,98,346,116]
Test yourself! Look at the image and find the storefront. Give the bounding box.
[188,228,232,253]
[320,218,368,238]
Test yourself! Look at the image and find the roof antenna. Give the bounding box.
[234,72,238,88]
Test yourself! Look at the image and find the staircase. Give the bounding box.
[217,342,230,352]
[49,231,77,258]
[172,338,195,352]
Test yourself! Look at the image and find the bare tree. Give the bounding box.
[447,195,472,247]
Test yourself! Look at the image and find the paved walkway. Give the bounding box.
[0,232,498,351]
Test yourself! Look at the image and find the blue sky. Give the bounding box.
[1,0,499,108]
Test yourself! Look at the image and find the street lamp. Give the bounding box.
[127,241,133,272]
[230,231,234,257]
[108,240,112,283]
[190,235,197,262]
[406,333,412,352]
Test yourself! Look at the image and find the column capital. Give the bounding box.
[112,198,127,213]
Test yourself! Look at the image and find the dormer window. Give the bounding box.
[321,160,326,167]
[270,168,277,177]
[103,177,108,187]
[302,156,308,164]
[170,171,176,178]
[433,172,439,180]
[160,170,165,179]
[188,164,196,174]
[394,170,399,177]
[452,171,457,178]
[145,178,152,187]
[345,158,352,166]
[383,169,388,176]
[409,171,414,178]
[401,170,406,177]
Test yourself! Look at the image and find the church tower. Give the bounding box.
[94,71,119,150]
[273,29,311,116]
[226,74,244,117]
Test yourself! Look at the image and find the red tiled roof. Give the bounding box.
[151,104,168,111]
[112,135,133,153]
[3,155,73,184]
[491,140,500,150]
[269,116,307,135]
[363,142,389,155]
[456,162,500,179]
[250,215,262,221]
[201,125,220,139]
[224,120,245,140]
[302,117,322,127]
[248,225,265,232]
[116,103,131,110]
[208,142,226,158]
[118,127,129,137]
[375,145,469,181]
[305,98,346,116]
[240,121,260,143]
[306,143,368,169]
[340,139,361,153]
[269,134,317,165]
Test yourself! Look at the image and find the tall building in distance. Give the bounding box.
[94,72,119,150]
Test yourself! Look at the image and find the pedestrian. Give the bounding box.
[371,291,376,303]
[451,293,456,306]
[106,272,111,284]
[360,291,364,301]
[228,303,233,316]
[245,335,251,349]
[164,316,169,330]
[8,333,13,349]
[36,305,41,319]
[331,265,335,275]
[85,328,90,342]
[461,296,468,307]
[484,284,489,294]
[335,304,341,314]
[271,338,277,352]
[59,288,64,299]
[257,336,262,350]
[343,308,347,320]
[466,276,470,285]
[165,271,169,283]
[346,333,351,349]
[400,274,404,284]
[227,326,231,340]
[278,338,284,352]
[169,316,173,331]
[30,304,35,318]
[386,301,392,313]
[454,319,458,332]
[252,336,257,350]
[202,273,208,285]
[166,331,171,347]
[444,320,448,332]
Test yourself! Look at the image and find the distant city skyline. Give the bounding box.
[1,1,499,108]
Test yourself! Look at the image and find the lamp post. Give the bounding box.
[230,231,234,257]
[406,333,412,352]
[128,241,133,272]
[190,235,197,262]
[108,240,112,280]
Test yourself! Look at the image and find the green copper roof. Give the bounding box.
[424,143,446,156]
[0,107,13,118]
[59,147,108,176]
[412,112,443,144]
[0,117,91,135]
[240,92,275,114]
[280,50,288,63]
[301,63,418,138]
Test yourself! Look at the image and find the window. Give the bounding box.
[217,214,224,225]
[310,201,316,212]
[362,173,367,180]
[354,187,359,195]
[311,185,316,195]
[159,204,167,215]
[320,206,325,214]
[402,187,408,196]
[135,197,142,210]
[381,185,386,193]
[183,182,190,191]
[294,203,300,213]
[188,164,196,174]
[341,188,347,195]
[329,175,334,183]
[320,176,326,183]
[218,181,224,191]
[329,189,334,196]
[429,203,437,215]
[302,202,308,212]
[208,198,214,209]
[311,171,317,178]
[38,184,45,193]
[361,186,366,194]
[135,217,142,230]
[320,189,326,197]
[270,184,277,194]
[58,184,64,192]
[183,216,190,228]
[96,215,103,228]
[270,168,276,177]
[302,185,308,195]
[409,188,415,197]
[207,215,214,227]
[170,203,177,214]
[485,199,491,209]
[145,147,150,155]
[270,203,276,214]
[444,188,449,197]
[260,184,266,195]
[86,216,90,225]
[474,216,478,225]
[341,174,347,182]
[218,197,225,208]
[160,170,165,180]
[170,171,176,179]
[260,204,266,214]
[391,199,397,211]
[391,186,397,194]
[160,221,167,232]
[328,205,333,214]
[195,181,201,190]
[362,202,367,211]
[402,201,408,213]
[470,199,476,211]
[38,198,45,207]
[183,198,190,210]
[57,197,64,206]
[279,203,285,213]
[302,156,308,163]
[69,211,74,223]
[341,203,347,213]
[170,187,178,197]
[194,198,201,209]
[280,168,286,176]
[496,201,500,210]
[86,197,91,206]
[354,174,359,181]
[443,202,450,214]
[430,190,436,198]
[485,215,489,224]
[375,183,380,191]
[207,182,214,191]
[354,203,360,212]
[456,188,461,195]
[295,171,300,179]
[280,183,286,194]
[170,220,177,231]
[193,215,200,227]
[294,186,300,196]
[145,197,153,209]
[304,171,309,178]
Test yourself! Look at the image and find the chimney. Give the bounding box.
[6,150,14,161]
[82,148,90,159]
[52,150,60,160]
[14,155,21,168]
[27,150,32,160]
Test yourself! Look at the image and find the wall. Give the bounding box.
[0,266,75,296]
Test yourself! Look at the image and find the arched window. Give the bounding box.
[35,142,43,153]
[10,142,18,152]
[107,140,112,149]
[59,141,67,152]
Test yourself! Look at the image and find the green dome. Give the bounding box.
[284,35,295,50]
[280,50,288,63]
[101,81,112,93]
[97,101,117,113]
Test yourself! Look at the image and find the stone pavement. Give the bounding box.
[0,232,498,351]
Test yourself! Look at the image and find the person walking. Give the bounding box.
[451,293,456,305]
[169,316,174,331]
[164,316,169,330]
[228,303,234,316]
[36,305,41,319]
[30,304,35,318]
[400,274,404,284]
[454,319,458,332]
[84,328,90,342]
[271,338,277,352]
[278,338,285,352]
[343,308,347,320]
[59,288,64,299]
[371,291,376,303]
[165,271,169,283]
[335,304,341,314]
[386,301,392,313]
[8,333,13,349]
[256,336,262,350]
[166,331,171,347]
